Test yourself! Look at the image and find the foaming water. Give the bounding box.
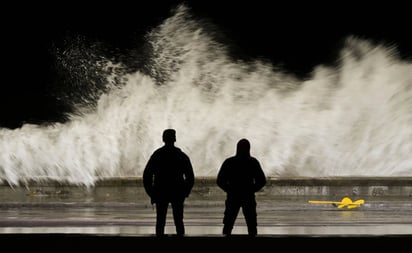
[1,5,411,186]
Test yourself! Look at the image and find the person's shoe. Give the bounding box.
[222,227,232,237]
[248,227,257,237]
[222,231,231,237]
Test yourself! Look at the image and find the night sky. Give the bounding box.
[1,1,411,129]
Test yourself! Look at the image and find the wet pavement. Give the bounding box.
[1,197,412,236]
[0,178,412,238]
[0,201,412,236]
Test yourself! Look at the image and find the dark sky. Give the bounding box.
[1,1,411,129]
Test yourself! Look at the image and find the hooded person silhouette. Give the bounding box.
[143,129,195,237]
[216,138,267,236]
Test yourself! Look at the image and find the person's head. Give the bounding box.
[162,129,176,145]
[236,138,250,157]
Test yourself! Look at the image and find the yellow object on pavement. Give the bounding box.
[308,197,365,209]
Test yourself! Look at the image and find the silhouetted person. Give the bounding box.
[143,129,195,237]
[217,138,266,237]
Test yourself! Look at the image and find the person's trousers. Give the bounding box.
[222,196,257,236]
[155,199,185,236]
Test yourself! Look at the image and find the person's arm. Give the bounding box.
[216,160,229,192]
[253,159,267,192]
[143,155,155,198]
[183,155,195,197]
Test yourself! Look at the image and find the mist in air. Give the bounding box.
[0,5,411,186]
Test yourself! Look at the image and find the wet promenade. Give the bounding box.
[0,177,411,248]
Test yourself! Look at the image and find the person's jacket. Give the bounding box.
[143,145,195,203]
[217,155,266,198]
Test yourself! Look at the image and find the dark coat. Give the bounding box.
[217,155,266,198]
[143,145,195,203]
[217,139,266,198]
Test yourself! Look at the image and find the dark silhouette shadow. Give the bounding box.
[3,234,410,251]
[217,138,267,237]
[143,129,195,237]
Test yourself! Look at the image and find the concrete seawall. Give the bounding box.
[1,177,411,204]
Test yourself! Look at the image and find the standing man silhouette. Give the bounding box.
[143,129,195,237]
[217,138,266,237]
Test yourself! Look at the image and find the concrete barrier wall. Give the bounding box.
[0,177,411,204]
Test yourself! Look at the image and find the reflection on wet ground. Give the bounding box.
[1,196,412,236]
[1,178,412,239]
